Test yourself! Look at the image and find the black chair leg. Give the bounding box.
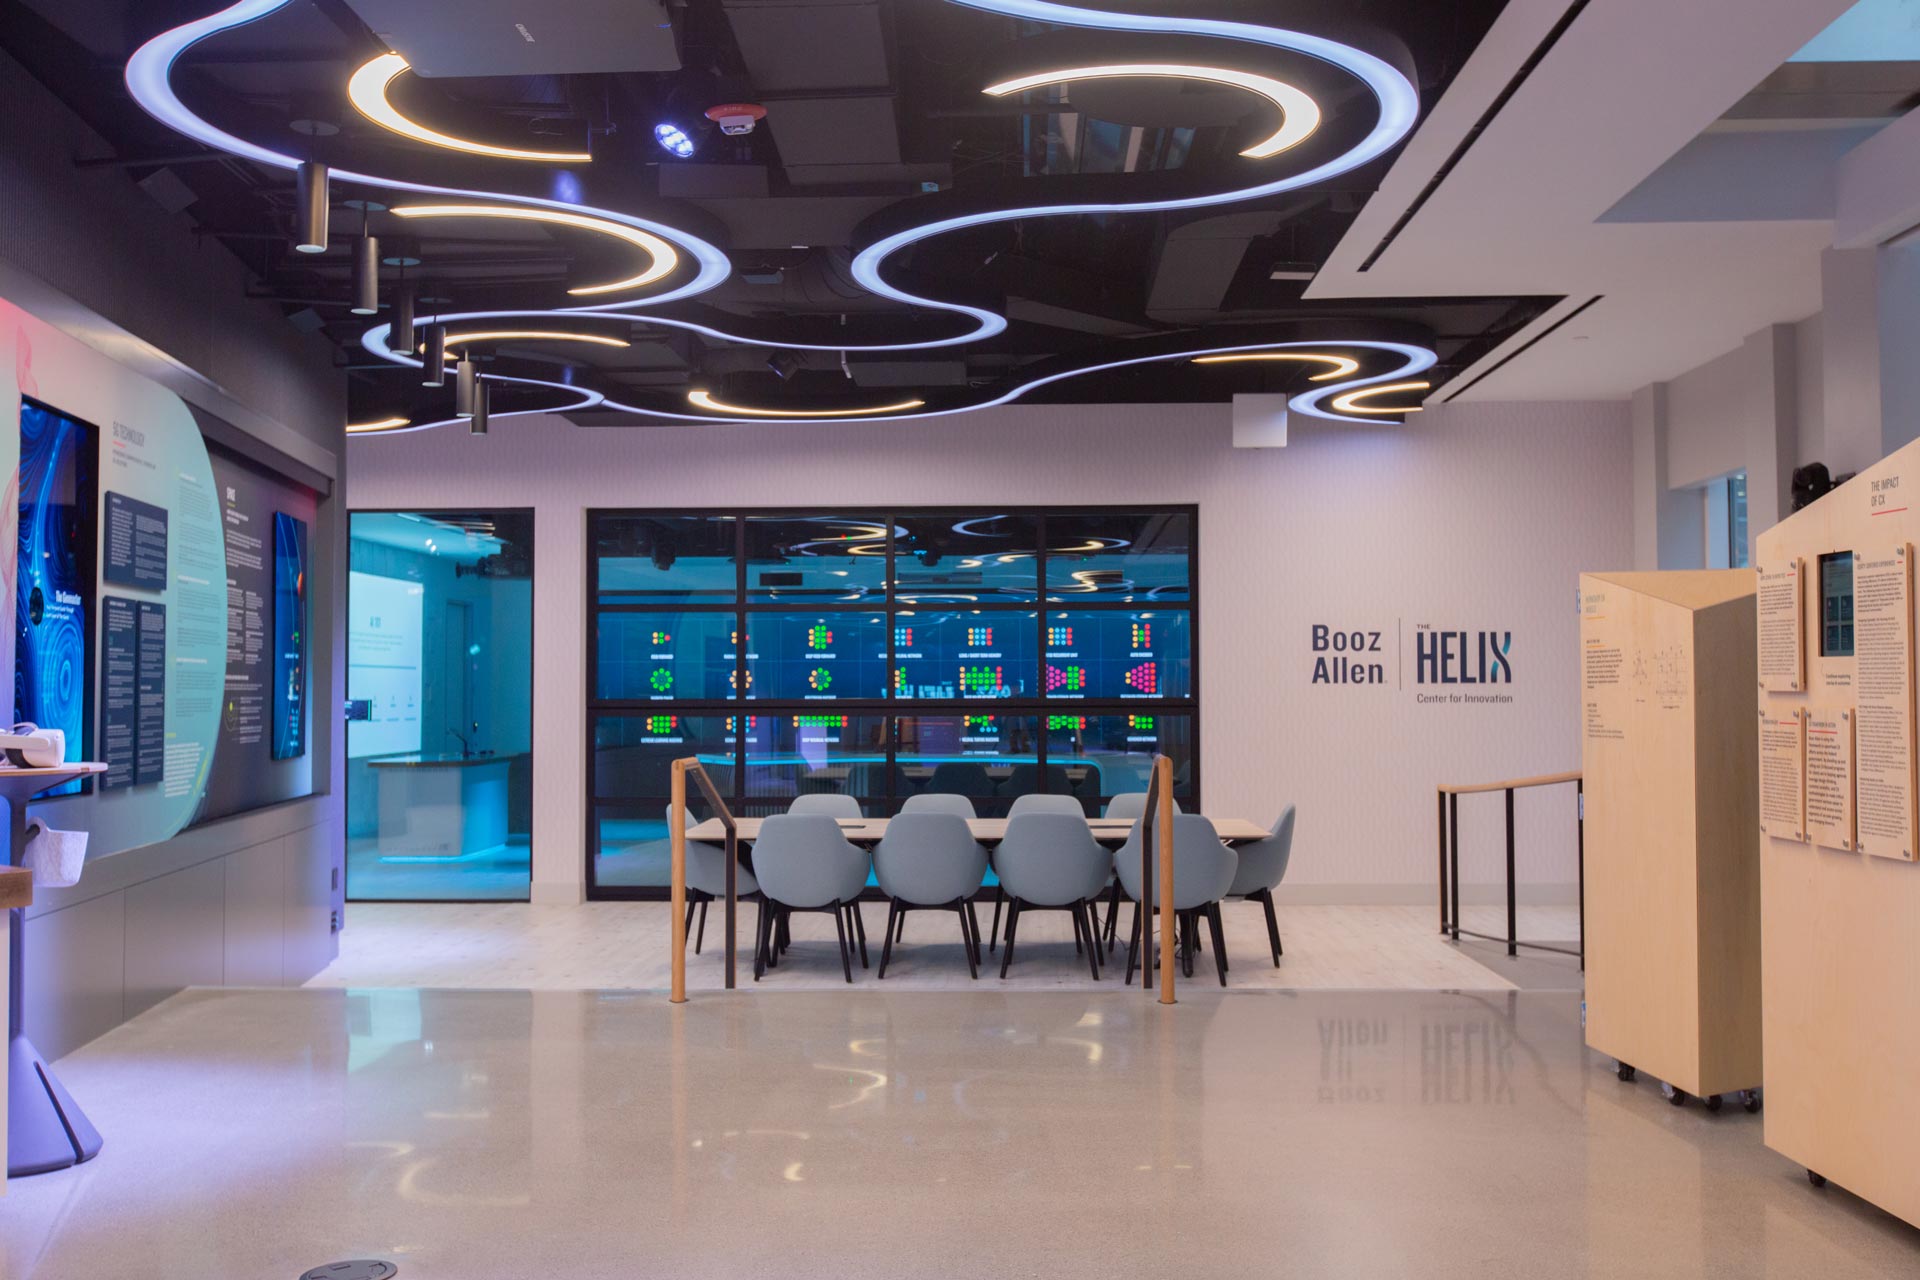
[850,901,869,968]
[833,903,854,983]
[768,908,784,969]
[895,910,907,944]
[955,901,979,980]
[989,886,1004,953]
[1104,881,1121,952]
[684,899,698,954]
[1206,902,1229,987]
[1179,910,1196,978]
[695,899,709,955]
[1075,902,1100,981]
[1261,889,1283,964]
[1125,902,1142,985]
[999,899,1023,979]
[964,901,983,968]
[753,898,769,981]
[878,899,900,979]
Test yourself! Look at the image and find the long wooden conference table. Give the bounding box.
[686,815,1272,845]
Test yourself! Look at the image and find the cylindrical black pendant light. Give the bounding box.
[351,230,380,315]
[421,324,447,386]
[455,356,477,417]
[294,160,329,254]
[469,379,490,435]
[390,286,414,353]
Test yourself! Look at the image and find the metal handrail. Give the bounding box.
[1138,754,1177,1004]
[669,756,740,1002]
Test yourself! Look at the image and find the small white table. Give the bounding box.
[5,764,107,1178]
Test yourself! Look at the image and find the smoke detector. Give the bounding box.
[705,102,766,136]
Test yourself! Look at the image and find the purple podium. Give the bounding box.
[5,764,106,1178]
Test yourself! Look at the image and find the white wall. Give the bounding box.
[348,400,1632,904]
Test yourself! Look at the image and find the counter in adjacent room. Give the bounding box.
[365,754,521,861]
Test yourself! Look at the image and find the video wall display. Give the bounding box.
[15,398,98,798]
[3,296,323,859]
[586,506,1197,894]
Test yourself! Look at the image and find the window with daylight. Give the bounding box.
[586,507,1198,894]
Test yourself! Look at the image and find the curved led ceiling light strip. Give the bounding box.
[346,416,411,434]
[391,205,677,295]
[590,340,1436,427]
[347,53,594,163]
[123,0,730,307]
[1190,351,1359,380]
[135,2,1431,426]
[686,390,928,417]
[353,374,609,437]
[1329,381,1430,416]
[981,63,1320,159]
[839,0,1421,347]
[428,330,633,351]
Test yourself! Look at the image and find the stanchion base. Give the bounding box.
[8,1032,102,1177]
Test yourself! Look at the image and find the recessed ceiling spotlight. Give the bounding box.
[687,389,926,418]
[1330,381,1430,415]
[982,63,1320,159]
[654,122,696,158]
[348,54,593,163]
[1190,352,1358,381]
[391,203,679,295]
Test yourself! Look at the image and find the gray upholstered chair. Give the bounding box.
[1116,815,1238,987]
[872,813,988,979]
[1096,793,1184,947]
[901,792,977,817]
[1227,805,1295,966]
[993,812,1109,980]
[749,814,873,982]
[988,792,1090,949]
[1102,792,1184,821]
[788,792,864,819]
[668,806,760,955]
[1007,793,1083,817]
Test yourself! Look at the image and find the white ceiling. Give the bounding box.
[1311,0,1871,402]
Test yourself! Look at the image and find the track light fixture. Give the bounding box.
[294,159,328,253]
[421,324,447,386]
[455,356,478,417]
[390,283,414,352]
[470,379,490,434]
[351,221,380,315]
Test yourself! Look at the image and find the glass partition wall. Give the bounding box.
[588,507,1196,895]
[347,511,534,900]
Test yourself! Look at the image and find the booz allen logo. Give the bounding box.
[1415,629,1513,685]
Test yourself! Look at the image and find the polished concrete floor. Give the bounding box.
[309,900,1585,991]
[2,987,1915,1278]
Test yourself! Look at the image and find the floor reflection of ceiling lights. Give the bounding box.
[389,205,678,295]
[686,390,928,418]
[348,54,593,163]
[982,63,1320,158]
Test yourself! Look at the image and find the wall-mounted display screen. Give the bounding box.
[271,512,308,759]
[348,569,424,758]
[1819,550,1854,657]
[15,398,97,797]
[587,507,1197,892]
[194,445,319,823]
[893,611,1039,699]
[1043,609,1191,700]
[745,612,888,701]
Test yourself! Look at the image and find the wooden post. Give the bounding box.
[670,758,689,1004]
[1156,756,1176,1006]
